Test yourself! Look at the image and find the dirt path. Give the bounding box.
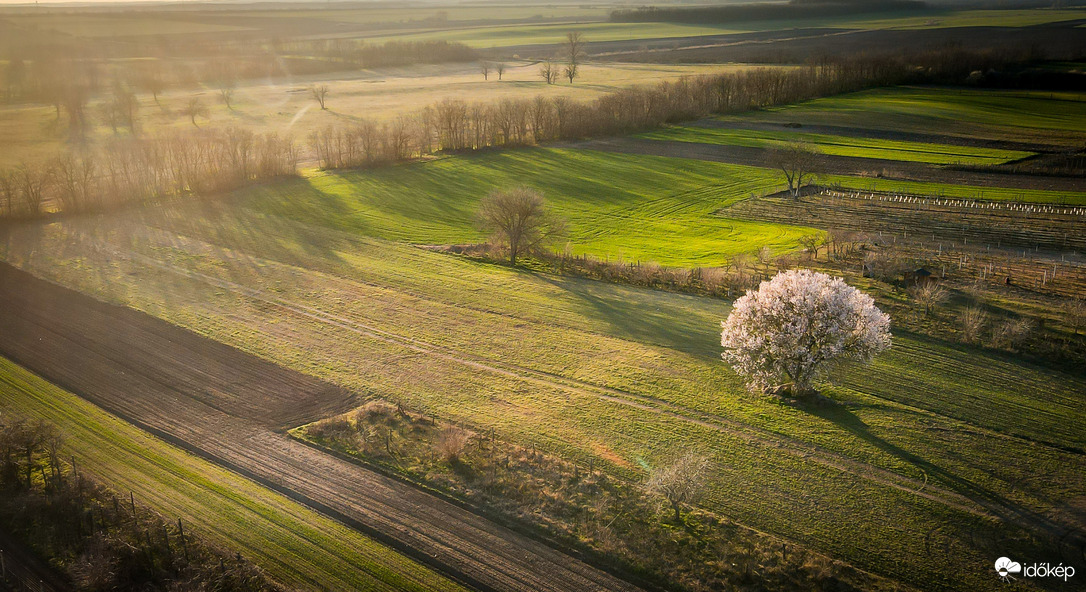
[571,137,1086,192]
[0,263,644,592]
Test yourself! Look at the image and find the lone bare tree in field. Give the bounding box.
[539,61,559,85]
[476,186,566,266]
[769,141,819,198]
[908,282,948,316]
[480,62,491,80]
[565,32,584,83]
[311,84,329,109]
[646,452,711,523]
[496,63,506,80]
[182,97,209,127]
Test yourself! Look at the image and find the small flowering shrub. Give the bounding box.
[721,269,891,395]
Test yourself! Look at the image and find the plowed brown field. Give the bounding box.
[0,263,643,592]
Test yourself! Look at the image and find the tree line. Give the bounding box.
[309,44,1048,169]
[0,415,282,591]
[1,44,1054,218]
[1,128,298,217]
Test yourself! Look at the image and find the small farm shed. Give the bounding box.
[904,268,936,286]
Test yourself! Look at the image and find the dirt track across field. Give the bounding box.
[571,137,1086,192]
[0,263,643,592]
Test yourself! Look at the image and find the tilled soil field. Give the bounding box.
[0,263,643,592]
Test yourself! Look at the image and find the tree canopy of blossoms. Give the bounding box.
[721,269,891,395]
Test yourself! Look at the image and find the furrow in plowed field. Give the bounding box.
[0,263,643,592]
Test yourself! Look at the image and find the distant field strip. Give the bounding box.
[728,87,1086,146]
[637,126,1034,165]
[0,358,467,592]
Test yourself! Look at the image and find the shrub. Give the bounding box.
[434,426,471,463]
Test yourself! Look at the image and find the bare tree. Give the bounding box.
[16,164,50,217]
[908,282,948,316]
[756,245,774,277]
[480,62,491,81]
[564,63,578,84]
[310,84,329,110]
[0,170,16,217]
[496,63,506,80]
[210,63,238,109]
[539,61,559,85]
[182,97,209,127]
[993,317,1033,350]
[106,81,139,133]
[476,186,566,266]
[1066,299,1086,335]
[645,451,711,523]
[798,234,823,260]
[959,307,988,344]
[768,141,819,199]
[565,32,585,84]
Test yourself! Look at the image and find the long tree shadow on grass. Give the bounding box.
[534,273,727,358]
[806,401,1086,558]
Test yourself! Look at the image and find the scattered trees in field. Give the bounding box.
[769,142,819,198]
[645,451,711,523]
[721,269,891,397]
[310,84,329,110]
[476,187,567,266]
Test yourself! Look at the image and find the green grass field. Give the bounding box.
[366,21,743,47]
[839,8,1086,30]
[0,357,467,592]
[2,198,1082,591]
[637,126,1034,165]
[724,86,1086,146]
[245,148,816,267]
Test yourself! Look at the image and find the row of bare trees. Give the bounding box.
[0,128,298,218]
[311,47,1030,170]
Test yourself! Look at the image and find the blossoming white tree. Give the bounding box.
[721,269,891,396]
